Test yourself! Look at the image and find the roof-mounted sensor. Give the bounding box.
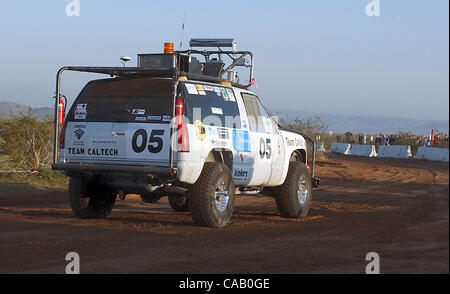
[189,38,236,51]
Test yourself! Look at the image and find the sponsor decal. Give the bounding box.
[75,108,87,114]
[76,104,87,111]
[238,152,251,163]
[135,116,146,121]
[74,114,86,120]
[162,115,172,122]
[92,139,118,145]
[216,127,229,139]
[226,89,236,101]
[147,115,162,121]
[195,84,206,95]
[233,168,250,180]
[286,137,304,147]
[211,107,223,115]
[211,140,227,147]
[194,120,206,142]
[185,83,198,95]
[203,85,214,91]
[132,109,145,115]
[213,86,222,96]
[68,148,118,156]
[220,88,229,100]
[232,130,250,153]
[74,129,85,140]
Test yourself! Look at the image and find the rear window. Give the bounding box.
[183,82,241,128]
[68,77,173,123]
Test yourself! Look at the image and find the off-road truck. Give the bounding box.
[52,39,320,227]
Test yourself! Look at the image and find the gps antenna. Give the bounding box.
[179,12,186,49]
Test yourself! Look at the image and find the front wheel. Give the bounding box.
[274,162,312,218]
[189,163,235,228]
[69,175,116,219]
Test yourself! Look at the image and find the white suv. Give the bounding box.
[52,40,319,227]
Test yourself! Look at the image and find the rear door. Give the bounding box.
[63,77,173,167]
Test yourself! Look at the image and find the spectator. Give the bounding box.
[358,133,364,144]
[388,135,395,145]
[434,134,440,146]
[345,132,352,144]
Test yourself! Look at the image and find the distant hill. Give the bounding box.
[270,109,449,136]
[0,101,53,120]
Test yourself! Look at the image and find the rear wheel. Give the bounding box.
[275,162,312,218]
[168,194,189,212]
[69,175,116,219]
[189,162,235,228]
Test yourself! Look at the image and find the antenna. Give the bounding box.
[179,12,186,49]
[120,56,132,67]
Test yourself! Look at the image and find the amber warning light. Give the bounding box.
[164,42,174,54]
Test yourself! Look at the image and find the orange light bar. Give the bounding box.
[164,42,174,54]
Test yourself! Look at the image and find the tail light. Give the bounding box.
[59,121,68,149]
[175,97,189,152]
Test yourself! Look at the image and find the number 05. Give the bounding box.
[259,138,272,159]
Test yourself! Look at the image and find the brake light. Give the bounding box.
[59,121,67,149]
[175,98,189,152]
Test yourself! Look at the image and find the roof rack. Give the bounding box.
[135,38,254,88]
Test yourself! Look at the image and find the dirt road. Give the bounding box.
[0,155,448,273]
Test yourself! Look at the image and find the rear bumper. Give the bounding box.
[52,163,174,176]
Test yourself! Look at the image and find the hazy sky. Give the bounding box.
[0,0,448,120]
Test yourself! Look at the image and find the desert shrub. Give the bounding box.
[0,109,53,171]
[0,118,5,154]
[279,116,328,159]
[280,115,328,138]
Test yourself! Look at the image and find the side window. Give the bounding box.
[184,83,241,129]
[241,93,276,134]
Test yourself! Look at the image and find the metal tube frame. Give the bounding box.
[175,50,254,89]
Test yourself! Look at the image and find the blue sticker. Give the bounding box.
[147,115,162,121]
[232,130,250,152]
[242,120,248,129]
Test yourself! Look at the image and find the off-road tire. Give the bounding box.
[275,162,312,218]
[189,162,235,228]
[168,194,189,212]
[69,175,116,219]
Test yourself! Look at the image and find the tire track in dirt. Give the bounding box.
[0,155,448,273]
